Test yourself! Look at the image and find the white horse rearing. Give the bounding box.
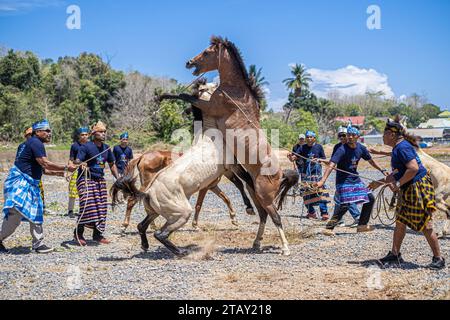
[132,84,229,256]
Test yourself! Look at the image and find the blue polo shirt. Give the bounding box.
[113,145,133,174]
[76,141,115,179]
[14,136,47,180]
[391,140,427,184]
[330,142,372,185]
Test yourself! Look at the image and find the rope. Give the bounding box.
[372,184,398,226]
[72,165,91,247]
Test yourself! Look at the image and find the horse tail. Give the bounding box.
[275,169,299,210]
[110,155,146,207]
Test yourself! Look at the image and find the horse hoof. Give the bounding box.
[246,208,256,216]
[231,220,239,227]
[252,243,261,251]
[281,249,291,256]
[176,249,189,258]
[192,223,199,230]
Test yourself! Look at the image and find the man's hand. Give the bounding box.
[368,180,383,191]
[314,180,325,188]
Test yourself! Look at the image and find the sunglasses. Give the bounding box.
[38,129,52,133]
[338,134,347,138]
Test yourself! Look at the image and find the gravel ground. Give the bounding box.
[0,167,448,300]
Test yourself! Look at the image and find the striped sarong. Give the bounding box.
[335,182,371,205]
[76,177,108,233]
[396,173,436,232]
[69,170,79,198]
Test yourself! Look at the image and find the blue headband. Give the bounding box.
[347,126,360,136]
[120,132,129,140]
[305,130,316,138]
[32,119,50,131]
[78,127,89,134]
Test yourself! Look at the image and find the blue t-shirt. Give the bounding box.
[113,145,133,173]
[69,141,85,161]
[332,142,343,157]
[391,140,427,184]
[297,143,326,176]
[76,141,115,179]
[330,142,372,185]
[14,136,47,180]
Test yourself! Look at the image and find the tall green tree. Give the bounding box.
[282,63,312,122]
[248,64,269,111]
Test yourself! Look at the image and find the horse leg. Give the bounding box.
[254,176,290,256]
[225,171,255,215]
[210,185,238,226]
[121,197,137,234]
[241,182,269,251]
[193,188,208,228]
[137,212,159,251]
[154,212,191,257]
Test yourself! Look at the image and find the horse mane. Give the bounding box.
[210,35,265,106]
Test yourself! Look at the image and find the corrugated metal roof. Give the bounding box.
[408,128,444,138]
[418,118,450,128]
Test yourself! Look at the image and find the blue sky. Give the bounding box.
[1,0,449,111]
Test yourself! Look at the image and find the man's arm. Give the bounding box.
[316,162,336,188]
[36,157,76,172]
[368,159,389,176]
[369,148,392,156]
[109,162,119,179]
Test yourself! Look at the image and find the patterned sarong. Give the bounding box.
[69,170,79,198]
[335,182,371,205]
[301,165,330,206]
[3,166,44,224]
[76,177,108,233]
[396,173,436,232]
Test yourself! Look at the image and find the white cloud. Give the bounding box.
[308,65,395,98]
[0,0,63,13]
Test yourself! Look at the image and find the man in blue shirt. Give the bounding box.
[113,132,134,176]
[73,121,119,246]
[331,127,361,227]
[67,127,90,218]
[1,120,76,254]
[290,130,330,220]
[316,126,386,233]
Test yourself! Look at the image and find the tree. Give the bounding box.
[0,50,41,90]
[248,64,269,111]
[282,63,312,123]
[421,103,441,120]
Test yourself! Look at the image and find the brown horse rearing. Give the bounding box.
[111,150,256,232]
[160,36,299,255]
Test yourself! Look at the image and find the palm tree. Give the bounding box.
[283,63,312,98]
[248,64,269,111]
[282,63,312,123]
[248,64,269,87]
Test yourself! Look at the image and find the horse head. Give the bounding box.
[186,36,225,75]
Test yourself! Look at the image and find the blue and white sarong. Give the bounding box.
[335,182,371,205]
[2,166,44,224]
